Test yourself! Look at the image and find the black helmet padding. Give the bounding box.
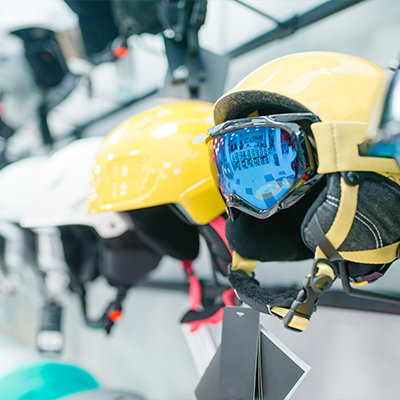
[226,177,326,262]
[59,225,100,284]
[214,90,312,124]
[302,173,400,278]
[229,269,298,314]
[127,205,200,261]
[102,230,162,288]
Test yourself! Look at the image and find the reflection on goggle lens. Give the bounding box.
[213,126,298,211]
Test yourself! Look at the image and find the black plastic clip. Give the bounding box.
[283,259,338,332]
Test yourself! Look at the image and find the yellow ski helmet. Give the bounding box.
[207,52,400,331]
[88,100,235,327]
[214,51,384,125]
[89,100,225,225]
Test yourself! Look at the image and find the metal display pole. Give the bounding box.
[228,0,366,59]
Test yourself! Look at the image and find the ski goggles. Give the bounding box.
[206,113,320,220]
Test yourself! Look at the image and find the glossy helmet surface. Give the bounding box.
[213,51,385,126]
[88,100,226,225]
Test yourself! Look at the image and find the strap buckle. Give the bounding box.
[283,259,338,332]
[82,287,127,334]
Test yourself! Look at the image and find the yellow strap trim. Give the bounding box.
[231,251,258,275]
[286,315,309,331]
[270,307,309,331]
[354,281,369,287]
[312,121,400,174]
[317,241,400,264]
[326,177,358,249]
[270,307,288,319]
[315,177,358,258]
[247,110,259,118]
[338,241,400,264]
[314,176,400,264]
[315,261,336,280]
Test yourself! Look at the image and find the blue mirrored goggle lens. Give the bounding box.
[212,126,298,211]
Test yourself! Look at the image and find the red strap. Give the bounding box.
[184,288,239,332]
[180,260,201,311]
[186,308,224,333]
[187,274,202,311]
[181,259,194,274]
[209,216,232,256]
[221,288,237,306]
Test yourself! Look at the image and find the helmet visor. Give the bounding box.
[207,115,315,219]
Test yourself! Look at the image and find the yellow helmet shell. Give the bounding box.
[214,51,386,124]
[88,100,226,225]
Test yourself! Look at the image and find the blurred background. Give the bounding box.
[1,1,400,399]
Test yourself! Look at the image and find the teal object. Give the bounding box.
[0,362,99,400]
[365,141,397,158]
[363,139,400,167]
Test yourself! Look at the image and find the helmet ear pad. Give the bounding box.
[226,177,326,262]
[301,173,400,278]
[127,205,200,261]
[102,229,162,288]
[59,225,100,284]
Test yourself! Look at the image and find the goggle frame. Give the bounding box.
[207,113,321,220]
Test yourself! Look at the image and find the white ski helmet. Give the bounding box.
[0,156,46,223]
[20,136,129,238]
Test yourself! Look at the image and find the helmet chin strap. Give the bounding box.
[225,122,400,331]
[228,250,338,332]
[228,175,400,334]
[309,216,400,307]
[285,171,400,331]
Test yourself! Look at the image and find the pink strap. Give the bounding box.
[183,288,240,332]
[221,288,237,306]
[186,308,224,333]
[187,274,202,311]
[180,260,202,311]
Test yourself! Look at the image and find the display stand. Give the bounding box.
[195,307,310,400]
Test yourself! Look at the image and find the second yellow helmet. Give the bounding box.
[88,100,226,225]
